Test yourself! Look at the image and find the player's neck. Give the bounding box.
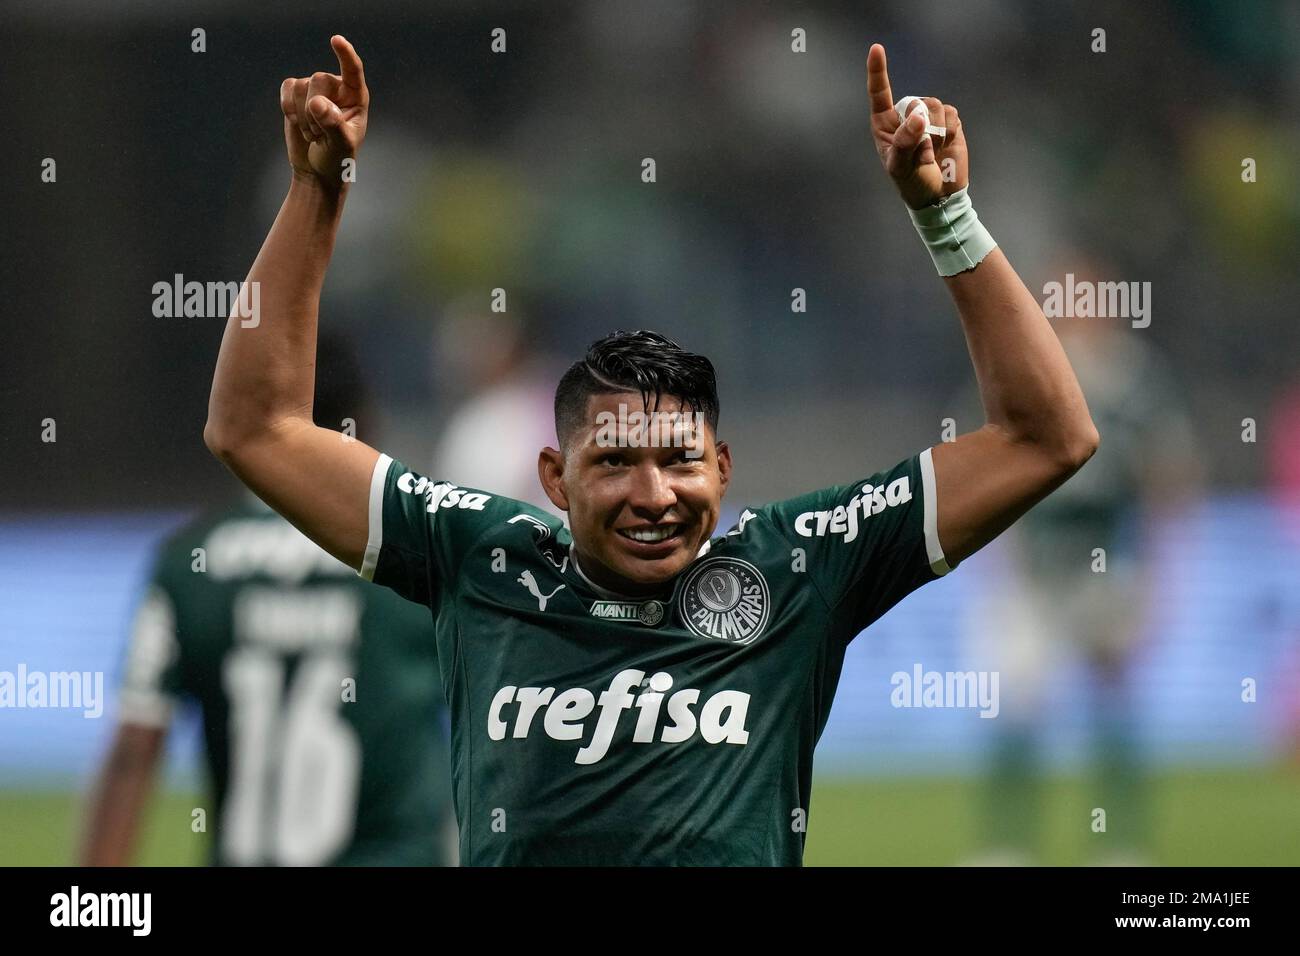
[569,547,673,600]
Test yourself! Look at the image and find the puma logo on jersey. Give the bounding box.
[793,476,912,543]
[487,669,750,764]
[517,569,565,611]
[396,473,492,515]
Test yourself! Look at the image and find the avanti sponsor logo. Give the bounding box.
[587,599,665,626]
[487,668,750,764]
[793,476,912,543]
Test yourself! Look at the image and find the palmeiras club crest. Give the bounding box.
[677,557,770,644]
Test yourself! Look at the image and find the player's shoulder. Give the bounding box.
[380,457,572,578]
[383,456,562,534]
[744,453,925,537]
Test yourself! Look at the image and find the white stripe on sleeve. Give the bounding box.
[359,452,392,582]
[117,587,180,728]
[919,447,952,576]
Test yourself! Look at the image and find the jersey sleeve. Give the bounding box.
[757,447,952,639]
[358,453,520,608]
[116,582,184,728]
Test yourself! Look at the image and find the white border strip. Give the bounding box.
[919,447,952,575]
[359,452,392,581]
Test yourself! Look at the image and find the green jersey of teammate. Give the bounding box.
[361,448,951,865]
[119,498,454,866]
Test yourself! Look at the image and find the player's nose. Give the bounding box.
[626,461,677,514]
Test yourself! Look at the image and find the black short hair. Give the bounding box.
[313,332,368,434]
[554,330,719,449]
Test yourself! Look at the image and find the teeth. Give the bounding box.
[623,526,676,543]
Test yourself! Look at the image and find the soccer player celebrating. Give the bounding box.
[203,37,1098,865]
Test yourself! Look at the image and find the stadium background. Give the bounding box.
[2,0,1298,865]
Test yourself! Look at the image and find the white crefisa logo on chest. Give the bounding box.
[488,669,750,764]
[794,476,912,543]
[678,557,770,644]
[397,473,492,514]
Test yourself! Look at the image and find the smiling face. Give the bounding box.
[539,391,732,595]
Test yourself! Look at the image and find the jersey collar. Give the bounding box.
[566,540,713,601]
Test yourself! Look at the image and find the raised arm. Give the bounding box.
[866,44,1099,567]
[204,35,379,570]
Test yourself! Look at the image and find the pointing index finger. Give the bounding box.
[331,35,366,93]
[867,43,895,116]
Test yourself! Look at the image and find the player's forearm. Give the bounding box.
[204,173,348,455]
[80,730,164,866]
[944,248,1098,467]
[81,783,145,866]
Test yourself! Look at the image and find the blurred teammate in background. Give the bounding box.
[966,252,1201,864]
[81,335,455,866]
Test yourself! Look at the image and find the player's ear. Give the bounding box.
[538,446,570,512]
[715,440,732,496]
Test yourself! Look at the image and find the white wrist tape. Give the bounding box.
[907,187,998,276]
[894,95,947,140]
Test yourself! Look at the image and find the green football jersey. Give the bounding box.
[360,448,952,865]
[119,498,454,866]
